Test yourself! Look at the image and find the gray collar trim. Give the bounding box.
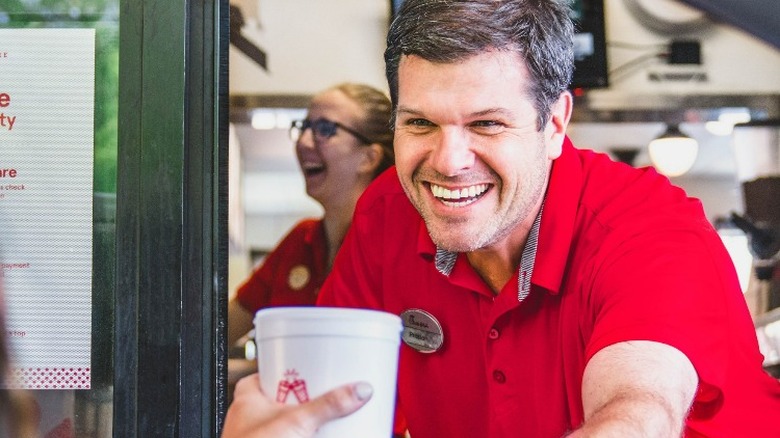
[433,203,544,303]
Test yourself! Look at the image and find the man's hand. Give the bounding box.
[222,373,373,438]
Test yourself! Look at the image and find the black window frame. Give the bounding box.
[114,0,229,436]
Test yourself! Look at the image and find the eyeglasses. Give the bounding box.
[289,118,372,144]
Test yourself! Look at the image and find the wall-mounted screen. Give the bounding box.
[569,0,609,89]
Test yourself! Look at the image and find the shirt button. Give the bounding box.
[488,328,500,340]
[493,370,506,384]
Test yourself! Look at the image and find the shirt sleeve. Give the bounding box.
[317,201,386,310]
[584,222,743,417]
[235,246,281,314]
[235,221,311,313]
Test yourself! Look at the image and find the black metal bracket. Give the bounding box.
[229,4,267,71]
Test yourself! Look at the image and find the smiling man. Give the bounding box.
[224,0,780,437]
[315,1,780,437]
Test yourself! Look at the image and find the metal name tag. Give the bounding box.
[400,308,444,353]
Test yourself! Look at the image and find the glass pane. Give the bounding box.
[0,1,118,437]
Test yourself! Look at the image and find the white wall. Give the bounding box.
[229,0,390,96]
[584,0,780,112]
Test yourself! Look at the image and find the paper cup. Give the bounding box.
[254,307,402,438]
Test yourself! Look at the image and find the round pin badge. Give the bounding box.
[400,309,444,353]
[287,265,310,290]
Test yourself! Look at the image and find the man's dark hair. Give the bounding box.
[385,0,574,130]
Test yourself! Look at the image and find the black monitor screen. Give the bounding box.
[569,0,609,89]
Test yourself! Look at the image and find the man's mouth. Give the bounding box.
[430,183,490,207]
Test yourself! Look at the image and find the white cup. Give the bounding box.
[254,306,402,438]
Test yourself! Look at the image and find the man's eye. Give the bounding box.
[471,120,500,127]
[401,118,436,133]
[470,120,504,134]
[407,118,433,127]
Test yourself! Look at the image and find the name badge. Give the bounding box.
[400,309,443,353]
[287,265,310,290]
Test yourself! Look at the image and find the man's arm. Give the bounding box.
[569,340,698,438]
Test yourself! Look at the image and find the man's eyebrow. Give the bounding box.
[395,106,425,117]
[396,107,514,118]
[471,107,515,118]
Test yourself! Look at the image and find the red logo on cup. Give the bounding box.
[276,369,310,403]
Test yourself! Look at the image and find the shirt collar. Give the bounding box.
[431,201,544,301]
[534,136,581,295]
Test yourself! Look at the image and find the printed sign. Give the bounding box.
[0,29,95,389]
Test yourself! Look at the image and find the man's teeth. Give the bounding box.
[431,183,489,205]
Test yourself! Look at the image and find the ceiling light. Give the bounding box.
[648,124,698,177]
[705,108,752,136]
[251,109,276,130]
[705,121,734,136]
[250,108,308,130]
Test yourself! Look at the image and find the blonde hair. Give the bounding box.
[331,83,395,179]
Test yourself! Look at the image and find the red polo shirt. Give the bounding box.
[236,219,327,313]
[318,137,780,437]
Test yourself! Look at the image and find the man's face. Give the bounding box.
[393,51,569,253]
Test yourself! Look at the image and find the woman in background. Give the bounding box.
[227,82,394,345]
[225,83,404,436]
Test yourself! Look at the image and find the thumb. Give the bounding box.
[296,382,373,430]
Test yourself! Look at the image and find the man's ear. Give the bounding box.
[360,143,384,176]
[544,91,572,160]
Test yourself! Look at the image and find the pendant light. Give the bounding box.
[648,124,698,177]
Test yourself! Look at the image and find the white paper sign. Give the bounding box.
[0,29,95,389]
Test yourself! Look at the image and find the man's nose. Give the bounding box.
[429,128,475,176]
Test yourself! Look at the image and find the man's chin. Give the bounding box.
[429,230,483,253]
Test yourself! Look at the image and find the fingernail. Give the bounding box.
[354,382,373,401]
